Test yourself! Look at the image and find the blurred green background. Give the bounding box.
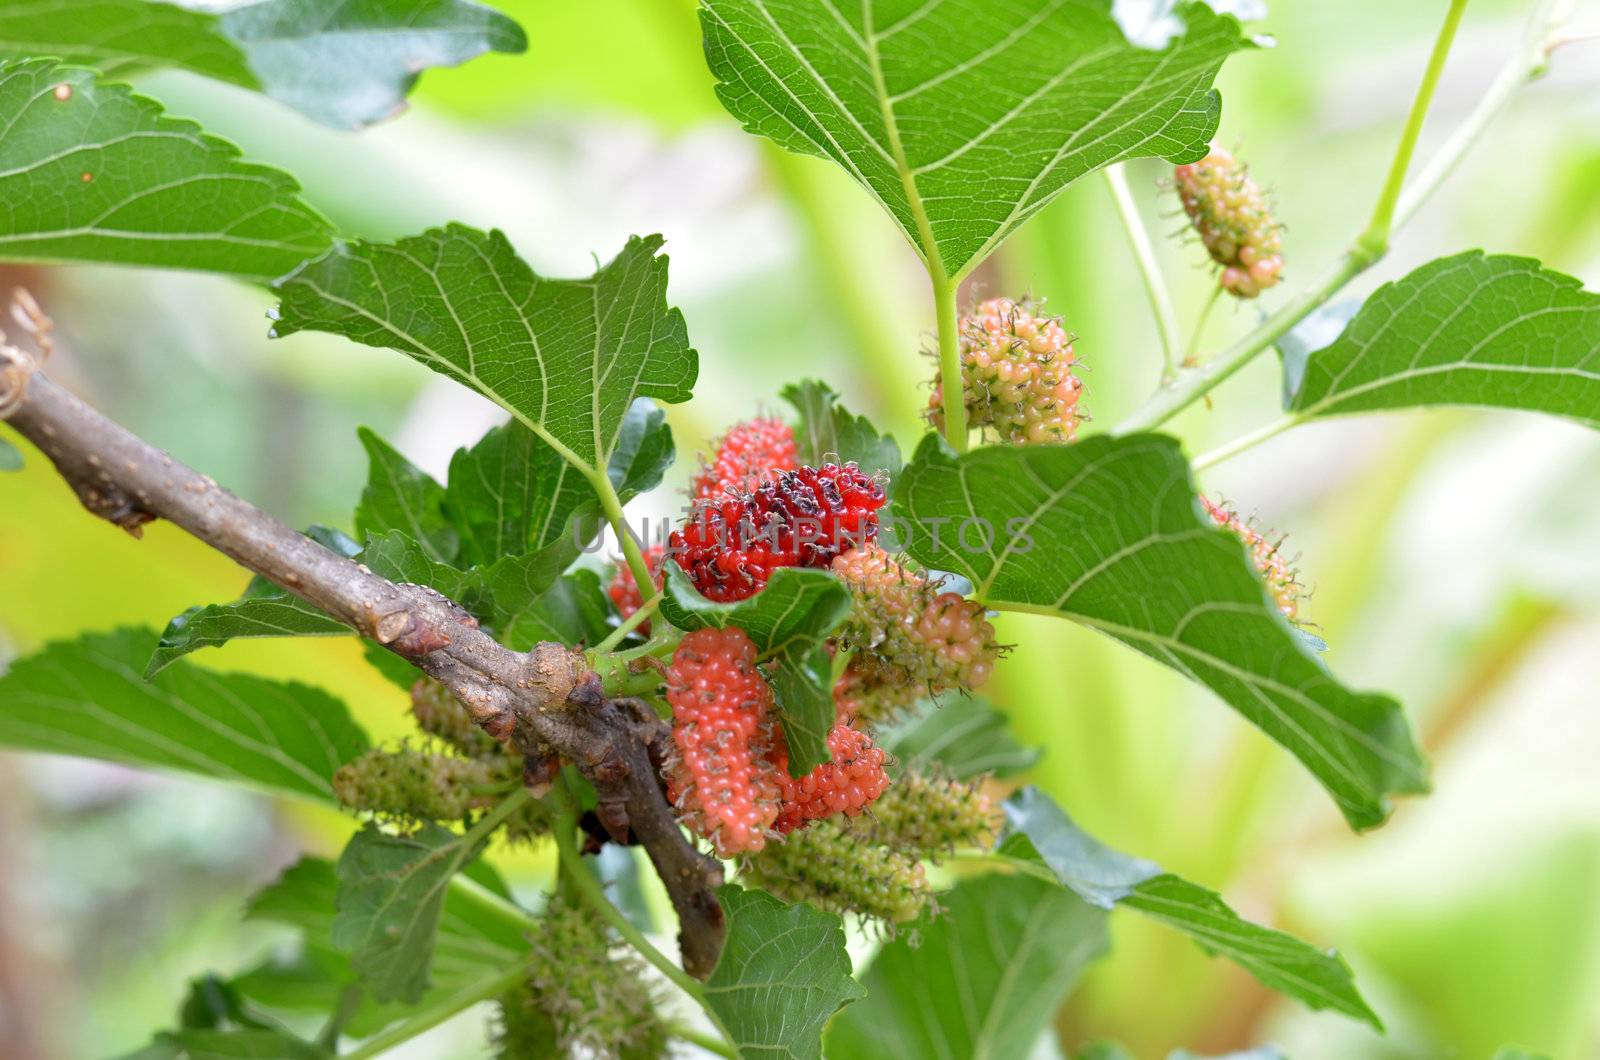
[1,1,1598,1057]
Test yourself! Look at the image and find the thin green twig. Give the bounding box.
[1182,283,1226,368]
[1102,164,1183,383]
[551,780,740,1055]
[1354,0,1470,258]
[1117,0,1558,435]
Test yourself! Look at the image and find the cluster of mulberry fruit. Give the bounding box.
[664,627,892,856]
[1174,147,1284,299]
[929,296,1085,445]
[1200,495,1301,621]
[831,544,1000,723]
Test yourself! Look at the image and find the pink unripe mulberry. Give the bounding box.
[1200,495,1301,621]
[768,722,891,833]
[829,544,1000,722]
[929,297,1084,445]
[1174,148,1284,298]
[607,543,666,632]
[664,627,783,855]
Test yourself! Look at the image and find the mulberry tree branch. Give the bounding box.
[0,355,726,978]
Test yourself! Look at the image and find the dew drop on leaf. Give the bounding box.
[52,83,71,102]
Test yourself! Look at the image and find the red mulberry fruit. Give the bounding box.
[664,628,783,855]
[1174,148,1284,298]
[769,722,890,834]
[607,543,666,632]
[691,416,799,501]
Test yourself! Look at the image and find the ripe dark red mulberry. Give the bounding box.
[607,543,665,632]
[664,628,782,855]
[668,462,886,602]
[691,417,799,501]
[769,722,890,834]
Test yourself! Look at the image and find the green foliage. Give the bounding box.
[443,398,674,570]
[120,1028,327,1059]
[0,628,369,802]
[701,0,1248,278]
[2,2,1597,1057]
[1004,787,1379,1027]
[0,0,526,128]
[828,871,1109,1059]
[331,819,511,1004]
[877,692,1041,778]
[782,379,901,478]
[892,434,1429,829]
[661,562,853,772]
[354,427,459,563]
[704,886,865,1060]
[0,60,332,280]
[1288,252,1600,428]
[274,226,696,482]
[239,856,527,1039]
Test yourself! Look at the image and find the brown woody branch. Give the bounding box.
[0,346,725,977]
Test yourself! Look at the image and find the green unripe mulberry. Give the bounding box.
[496,895,667,1059]
[869,770,999,855]
[333,747,513,821]
[740,817,930,925]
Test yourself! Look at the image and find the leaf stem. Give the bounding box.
[1182,283,1226,368]
[1116,0,1555,435]
[463,787,534,848]
[1354,0,1470,261]
[948,847,1061,886]
[1190,413,1303,471]
[342,961,534,1060]
[316,985,364,1051]
[594,596,660,654]
[587,464,657,607]
[1102,164,1182,383]
[933,275,968,451]
[551,781,740,1054]
[672,1024,741,1059]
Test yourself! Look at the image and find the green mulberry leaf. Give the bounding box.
[701,0,1249,278]
[0,60,332,280]
[781,379,901,479]
[1288,252,1600,429]
[0,628,369,803]
[0,0,526,129]
[1003,786,1379,1027]
[892,433,1427,830]
[704,886,864,1060]
[827,871,1107,1060]
[273,225,696,489]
